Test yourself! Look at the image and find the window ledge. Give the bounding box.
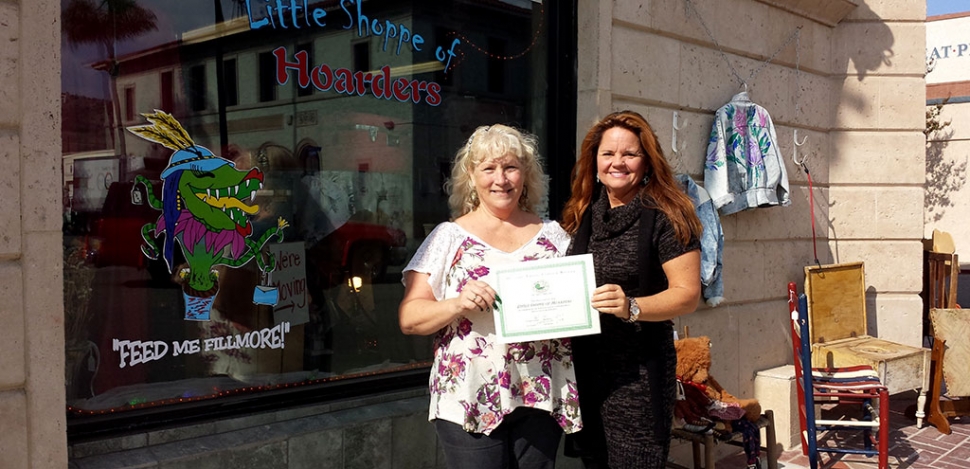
[69,387,429,462]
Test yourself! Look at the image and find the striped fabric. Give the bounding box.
[811,365,886,392]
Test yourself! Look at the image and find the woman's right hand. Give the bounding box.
[457,280,497,314]
[400,272,496,335]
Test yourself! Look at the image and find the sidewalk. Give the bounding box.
[710,393,970,469]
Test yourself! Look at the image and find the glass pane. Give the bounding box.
[62,0,550,417]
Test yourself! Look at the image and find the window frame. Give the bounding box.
[65,0,577,442]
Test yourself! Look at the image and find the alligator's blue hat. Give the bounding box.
[161,145,234,179]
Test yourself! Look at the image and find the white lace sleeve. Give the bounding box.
[402,222,461,301]
[543,220,572,255]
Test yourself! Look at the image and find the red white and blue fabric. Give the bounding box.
[811,365,886,392]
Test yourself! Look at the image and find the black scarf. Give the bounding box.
[590,189,642,242]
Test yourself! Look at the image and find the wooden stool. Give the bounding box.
[667,411,778,469]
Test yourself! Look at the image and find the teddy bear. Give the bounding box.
[674,336,762,428]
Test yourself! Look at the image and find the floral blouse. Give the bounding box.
[403,220,582,435]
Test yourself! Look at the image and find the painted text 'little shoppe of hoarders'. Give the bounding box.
[112,322,292,368]
[248,0,462,106]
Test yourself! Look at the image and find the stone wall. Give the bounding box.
[0,0,68,467]
[577,0,926,402]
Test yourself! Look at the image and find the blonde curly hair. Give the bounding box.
[445,124,546,218]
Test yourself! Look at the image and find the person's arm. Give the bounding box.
[591,249,701,322]
[399,271,497,336]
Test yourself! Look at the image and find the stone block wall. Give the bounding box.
[577,0,926,403]
[0,0,68,467]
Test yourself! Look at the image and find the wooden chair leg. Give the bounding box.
[927,338,952,435]
[765,410,779,469]
[704,433,715,469]
[879,389,889,469]
[691,440,702,469]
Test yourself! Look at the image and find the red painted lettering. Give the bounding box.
[425,82,442,106]
[371,66,393,100]
[311,64,333,91]
[353,71,368,96]
[333,68,352,94]
[392,77,410,102]
[273,47,310,88]
[408,80,423,104]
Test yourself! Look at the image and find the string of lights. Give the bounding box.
[67,361,430,416]
[446,1,545,65]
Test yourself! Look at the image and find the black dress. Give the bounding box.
[566,188,699,469]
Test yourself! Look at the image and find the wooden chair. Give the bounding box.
[926,307,970,434]
[922,251,958,338]
[788,282,890,469]
[921,251,967,434]
[803,262,930,428]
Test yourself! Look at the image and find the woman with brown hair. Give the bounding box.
[562,111,702,468]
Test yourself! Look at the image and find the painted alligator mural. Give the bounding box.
[127,110,288,320]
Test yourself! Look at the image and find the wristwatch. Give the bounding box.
[625,297,640,323]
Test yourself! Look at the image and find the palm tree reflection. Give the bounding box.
[62,0,157,175]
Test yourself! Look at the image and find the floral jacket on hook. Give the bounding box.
[704,91,791,215]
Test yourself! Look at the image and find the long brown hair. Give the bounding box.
[561,111,701,245]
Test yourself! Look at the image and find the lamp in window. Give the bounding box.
[348,275,363,293]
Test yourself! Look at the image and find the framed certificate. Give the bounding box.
[491,254,600,343]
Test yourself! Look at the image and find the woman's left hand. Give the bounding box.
[591,284,630,320]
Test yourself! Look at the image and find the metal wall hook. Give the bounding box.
[792,129,808,166]
[672,111,688,154]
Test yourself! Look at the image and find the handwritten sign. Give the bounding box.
[269,242,310,326]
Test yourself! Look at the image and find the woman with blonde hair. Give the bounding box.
[562,111,702,468]
[400,125,581,469]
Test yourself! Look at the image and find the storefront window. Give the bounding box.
[62,0,567,430]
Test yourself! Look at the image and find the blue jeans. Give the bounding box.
[434,407,563,469]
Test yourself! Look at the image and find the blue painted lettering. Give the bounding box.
[245,0,328,30]
[339,0,422,56]
[311,7,326,27]
[340,0,354,30]
[246,0,270,29]
[435,38,461,72]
